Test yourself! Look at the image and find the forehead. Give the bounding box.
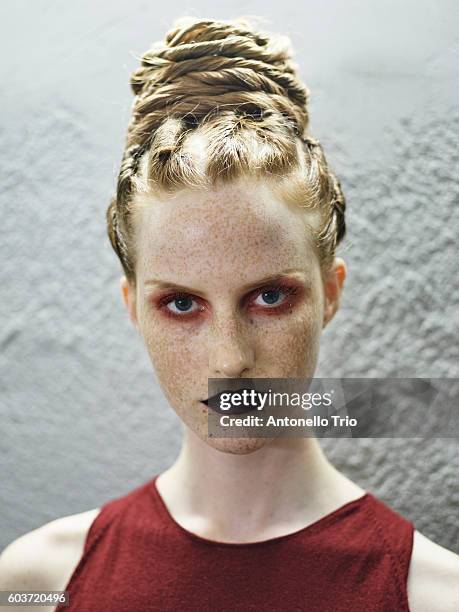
[133,178,319,288]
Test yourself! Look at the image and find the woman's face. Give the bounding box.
[121,176,344,453]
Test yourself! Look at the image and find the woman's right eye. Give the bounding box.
[165,294,200,315]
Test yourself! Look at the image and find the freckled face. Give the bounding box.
[130,177,326,453]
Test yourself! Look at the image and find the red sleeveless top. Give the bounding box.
[55,475,414,611]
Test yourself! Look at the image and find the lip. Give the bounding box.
[201,389,260,415]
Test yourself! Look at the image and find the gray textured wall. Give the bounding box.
[1,0,458,554]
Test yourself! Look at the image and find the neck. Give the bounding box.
[156,428,365,541]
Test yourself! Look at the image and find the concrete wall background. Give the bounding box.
[1,0,458,553]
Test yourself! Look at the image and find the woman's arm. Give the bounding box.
[407,529,459,612]
[0,509,100,612]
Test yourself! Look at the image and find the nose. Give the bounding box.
[208,316,255,378]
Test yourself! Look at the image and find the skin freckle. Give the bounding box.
[125,176,336,453]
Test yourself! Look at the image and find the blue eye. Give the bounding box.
[166,296,198,314]
[260,289,281,305]
[254,287,292,306]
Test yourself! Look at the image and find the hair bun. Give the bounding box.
[128,16,310,140]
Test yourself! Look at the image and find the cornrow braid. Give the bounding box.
[297,135,347,268]
[106,143,148,277]
[106,198,131,277]
[331,174,347,246]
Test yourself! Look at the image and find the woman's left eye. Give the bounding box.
[253,288,287,308]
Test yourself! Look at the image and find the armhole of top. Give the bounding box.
[400,520,415,586]
[365,495,415,612]
[398,521,415,611]
[59,499,117,594]
[81,504,108,554]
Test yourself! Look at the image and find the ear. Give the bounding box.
[322,257,347,329]
[120,276,138,330]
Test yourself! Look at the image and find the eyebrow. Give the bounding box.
[144,269,307,295]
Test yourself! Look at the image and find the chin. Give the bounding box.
[204,434,275,455]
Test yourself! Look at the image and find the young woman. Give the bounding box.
[1,16,458,612]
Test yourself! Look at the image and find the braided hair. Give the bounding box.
[106,16,346,285]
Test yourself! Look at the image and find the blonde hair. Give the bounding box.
[106,16,346,285]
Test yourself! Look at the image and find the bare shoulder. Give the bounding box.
[0,508,101,611]
[407,528,459,612]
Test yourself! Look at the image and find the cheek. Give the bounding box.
[254,302,323,373]
[139,314,204,395]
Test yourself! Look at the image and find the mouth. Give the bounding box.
[201,388,260,415]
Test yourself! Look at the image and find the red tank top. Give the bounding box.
[55,475,414,611]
